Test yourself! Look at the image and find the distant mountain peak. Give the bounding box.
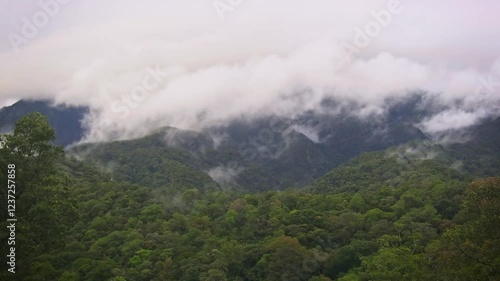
[0,99,89,146]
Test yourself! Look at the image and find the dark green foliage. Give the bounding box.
[1,112,499,280]
[69,129,224,190]
[445,118,500,177]
[425,178,500,281]
[0,113,77,280]
[23,154,496,280]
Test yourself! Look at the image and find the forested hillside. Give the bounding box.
[2,0,499,279]
[2,97,431,190]
[1,113,499,281]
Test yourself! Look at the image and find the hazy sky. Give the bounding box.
[0,0,499,140]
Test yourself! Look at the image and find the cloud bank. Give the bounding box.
[0,0,499,141]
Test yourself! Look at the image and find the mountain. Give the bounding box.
[0,99,88,146]
[22,122,500,281]
[69,111,429,191]
[2,101,499,281]
[2,97,499,191]
[69,128,218,191]
[444,117,500,176]
[310,116,500,194]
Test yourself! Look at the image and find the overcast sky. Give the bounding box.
[0,0,499,140]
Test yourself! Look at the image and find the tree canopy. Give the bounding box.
[0,112,76,280]
[0,112,498,280]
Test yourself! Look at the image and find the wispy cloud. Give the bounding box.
[1,0,499,141]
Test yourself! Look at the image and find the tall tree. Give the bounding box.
[0,112,76,279]
[0,112,63,199]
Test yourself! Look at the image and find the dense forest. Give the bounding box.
[0,113,499,281]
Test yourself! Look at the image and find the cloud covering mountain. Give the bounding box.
[0,0,499,141]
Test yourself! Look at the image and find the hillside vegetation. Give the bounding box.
[0,113,499,281]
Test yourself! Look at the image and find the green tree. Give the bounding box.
[0,112,64,199]
[432,178,500,280]
[358,246,428,281]
[0,113,76,279]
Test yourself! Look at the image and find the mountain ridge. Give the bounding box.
[0,99,88,146]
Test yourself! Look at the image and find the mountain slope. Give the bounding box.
[0,99,88,146]
[30,132,500,281]
[445,117,500,176]
[69,129,218,191]
[70,115,427,191]
[4,97,498,191]
[309,117,500,195]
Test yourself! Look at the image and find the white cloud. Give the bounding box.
[207,165,242,185]
[419,109,490,134]
[290,125,321,143]
[1,0,499,141]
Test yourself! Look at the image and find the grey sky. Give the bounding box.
[0,0,499,140]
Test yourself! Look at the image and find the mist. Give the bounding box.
[1,0,499,142]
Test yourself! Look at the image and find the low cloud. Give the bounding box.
[0,0,499,141]
[419,109,491,134]
[290,125,321,143]
[207,165,242,186]
[388,141,442,162]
